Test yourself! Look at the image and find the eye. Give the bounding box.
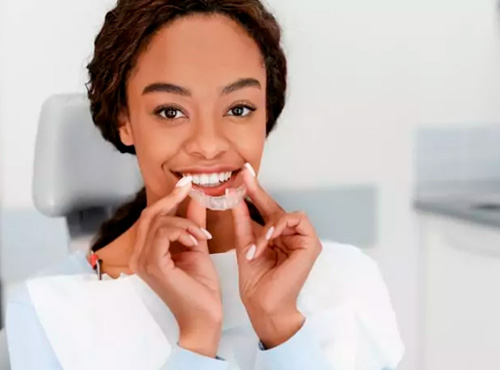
[155,106,187,120]
[226,104,256,117]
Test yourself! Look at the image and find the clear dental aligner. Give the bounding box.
[189,185,246,211]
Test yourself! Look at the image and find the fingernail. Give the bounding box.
[246,244,256,261]
[265,226,275,241]
[200,228,213,240]
[188,234,198,246]
[244,162,256,178]
[176,175,192,188]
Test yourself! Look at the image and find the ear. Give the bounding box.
[117,109,134,146]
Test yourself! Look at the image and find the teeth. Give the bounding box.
[209,173,219,184]
[183,171,233,187]
[200,174,209,185]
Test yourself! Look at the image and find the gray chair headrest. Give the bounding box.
[33,94,143,217]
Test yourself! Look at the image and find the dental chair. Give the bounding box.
[0,94,142,369]
[33,93,143,251]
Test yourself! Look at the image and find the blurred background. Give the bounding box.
[1,0,500,369]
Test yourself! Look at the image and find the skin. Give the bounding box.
[93,13,322,357]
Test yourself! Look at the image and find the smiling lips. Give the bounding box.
[182,171,233,187]
[174,167,242,196]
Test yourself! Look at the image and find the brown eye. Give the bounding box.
[227,104,256,117]
[156,106,186,120]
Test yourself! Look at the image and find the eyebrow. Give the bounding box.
[142,78,261,96]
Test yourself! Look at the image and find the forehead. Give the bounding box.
[129,13,266,92]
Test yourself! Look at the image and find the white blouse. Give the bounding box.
[6,240,404,370]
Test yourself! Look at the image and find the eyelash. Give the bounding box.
[225,103,257,118]
[154,103,257,121]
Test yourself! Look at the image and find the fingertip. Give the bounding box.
[242,167,258,190]
[175,175,193,188]
[265,226,275,241]
[187,234,199,247]
[200,228,213,240]
[244,162,256,177]
[186,196,207,228]
[231,198,247,216]
[246,244,256,261]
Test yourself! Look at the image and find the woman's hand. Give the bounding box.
[129,178,222,357]
[231,165,323,349]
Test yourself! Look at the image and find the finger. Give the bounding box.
[242,163,284,222]
[160,216,211,241]
[253,212,315,260]
[147,227,198,274]
[145,176,193,218]
[231,199,257,261]
[272,211,316,241]
[186,197,207,229]
[253,222,278,260]
[185,197,209,253]
[133,177,193,262]
[144,216,208,264]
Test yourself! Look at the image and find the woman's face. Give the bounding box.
[119,14,267,203]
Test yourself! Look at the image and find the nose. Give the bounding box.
[184,116,230,160]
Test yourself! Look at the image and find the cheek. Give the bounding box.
[228,119,267,163]
[129,115,184,181]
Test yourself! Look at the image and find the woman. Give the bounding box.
[6,0,404,369]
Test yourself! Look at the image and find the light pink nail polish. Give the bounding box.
[200,228,213,240]
[244,162,256,178]
[188,234,198,246]
[246,244,256,261]
[265,226,275,241]
[176,176,192,188]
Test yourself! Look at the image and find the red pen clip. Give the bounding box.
[90,251,103,280]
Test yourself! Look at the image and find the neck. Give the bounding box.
[205,209,236,254]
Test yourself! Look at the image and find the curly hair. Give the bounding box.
[86,0,287,251]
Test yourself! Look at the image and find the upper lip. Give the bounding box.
[172,165,242,175]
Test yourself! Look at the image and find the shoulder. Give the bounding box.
[301,240,390,310]
[7,251,92,306]
[316,239,379,281]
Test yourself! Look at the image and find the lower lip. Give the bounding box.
[176,171,240,197]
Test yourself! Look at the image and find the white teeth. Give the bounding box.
[184,171,233,186]
[209,173,219,184]
[200,174,209,185]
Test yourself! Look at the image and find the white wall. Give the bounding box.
[2,1,500,370]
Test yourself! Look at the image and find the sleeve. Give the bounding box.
[161,345,230,370]
[6,299,63,369]
[254,318,333,370]
[254,244,405,370]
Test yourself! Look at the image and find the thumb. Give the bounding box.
[186,197,209,253]
[231,200,256,262]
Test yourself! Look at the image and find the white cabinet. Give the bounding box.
[418,214,500,370]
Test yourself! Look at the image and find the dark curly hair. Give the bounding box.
[86,0,287,251]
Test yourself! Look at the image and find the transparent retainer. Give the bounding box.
[188,185,246,211]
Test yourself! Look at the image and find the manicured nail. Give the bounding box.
[176,175,192,188]
[246,244,256,261]
[188,234,198,246]
[200,228,213,240]
[244,162,256,178]
[265,226,275,241]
